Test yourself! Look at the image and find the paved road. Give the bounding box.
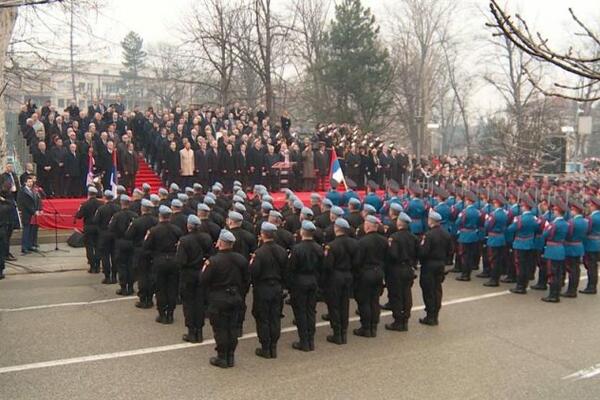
[0,269,599,400]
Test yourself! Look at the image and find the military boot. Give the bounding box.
[326,328,343,345]
[255,344,272,359]
[227,351,235,367]
[209,353,228,368]
[353,326,372,338]
[182,328,198,343]
[166,310,174,324]
[155,309,167,324]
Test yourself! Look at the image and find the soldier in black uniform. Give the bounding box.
[130,188,143,216]
[315,199,333,230]
[288,220,323,351]
[75,186,102,273]
[418,211,452,326]
[176,214,214,343]
[109,195,138,295]
[354,215,388,338]
[170,199,188,234]
[346,198,363,230]
[94,190,120,284]
[197,203,221,242]
[269,211,295,251]
[227,210,257,335]
[323,218,357,345]
[385,212,418,331]
[284,200,303,233]
[0,192,13,279]
[200,229,249,368]
[125,199,158,308]
[251,222,288,359]
[144,206,183,324]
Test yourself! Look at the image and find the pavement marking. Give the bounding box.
[0,296,137,312]
[0,288,511,375]
[562,363,600,381]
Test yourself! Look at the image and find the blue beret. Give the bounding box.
[171,199,183,208]
[335,218,350,230]
[184,187,194,194]
[301,207,313,217]
[398,212,412,223]
[348,198,361,206]
[323,198,333,208]
[103,190,114,199]
[234,202,246,212]
[177,193,188,202]
[301,220,316,231]
[120,195,130,203]
[365,215,381,225]
[233,180,242,187]
[169,183,180,191]
[159,205,172,215]
[330,206,344,216]
[197,203,210,212]
[428,210,442,222]
[228,211,243,222]
[116,185,126,193]
[158,188,168,196]
[310,193,321,200]
[219,229,236,243]
[141,199,154,208]
[261,201,273,211]
[363,204,376,214]
[235,190,247,199]
[261,222,278,233]
[390,203,403,213]
[293,200,304,210]
[87,186,98,194]
[269,210,282,219]
[149,194,160,202]
[214,182,224,189]
[262,194,273,203]
[142,183,151,190]
[187,214,201,226]
[203,197,215,206]
[205,192,216,200]
[212,184,221,192]
[232,195,244,203]
[193,183,203,190]
[133,188,143,196]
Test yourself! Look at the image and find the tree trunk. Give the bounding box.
[0,7,18,170]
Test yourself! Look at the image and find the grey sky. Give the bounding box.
[16,0,600,113]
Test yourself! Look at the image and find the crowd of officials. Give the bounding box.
[70,166,600,368]
[17,97,418,197]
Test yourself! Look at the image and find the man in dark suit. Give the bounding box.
[17,175,41,255]
[314,142,330,191]
[119,142,138,193]
[49,137,68,197]
[0,163,20,201]
[64,143,83,197]
[33,141,53,197]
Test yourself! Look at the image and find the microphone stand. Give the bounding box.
[37,193,70,254]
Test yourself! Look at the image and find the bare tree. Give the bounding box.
[181,0,238,106]
[288,0,330,120]
[230,0,293,114]
[388,0,453,158]
[487,0,600,102]
[0,6,19,168]
[146,44,196,108]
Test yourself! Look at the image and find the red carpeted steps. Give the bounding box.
[134,156,163,190]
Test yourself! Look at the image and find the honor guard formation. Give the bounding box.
[70,174,600,369]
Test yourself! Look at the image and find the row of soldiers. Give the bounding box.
[75,179,453,368]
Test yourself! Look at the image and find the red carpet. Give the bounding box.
[39,190,353,230]
[135,157,162,190]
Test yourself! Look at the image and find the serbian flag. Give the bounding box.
[329,149,347,190]
[86,148,95,186]
[109,149,118,192]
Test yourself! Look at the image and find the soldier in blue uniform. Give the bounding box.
[433,186,452,235]
[477,190,493,278]
[562,199,588,297]
[406,183,427,236]
[449,189,465,273]
[501,191,520,283]
[507,194,540,294]
[325,179,343,207]
[483,193,509,287]
[540,198,569,303]
[456,191,481,281]
[531,199,553,290]
[582,197,600,294]
[364,180,383,212]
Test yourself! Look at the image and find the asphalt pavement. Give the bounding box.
[0,263,599,400]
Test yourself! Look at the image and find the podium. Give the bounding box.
[272,161,296,189]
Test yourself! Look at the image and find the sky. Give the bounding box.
[14,0,600,114]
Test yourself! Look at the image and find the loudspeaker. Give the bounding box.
[540,136,566,174]
[67,231,85,248]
